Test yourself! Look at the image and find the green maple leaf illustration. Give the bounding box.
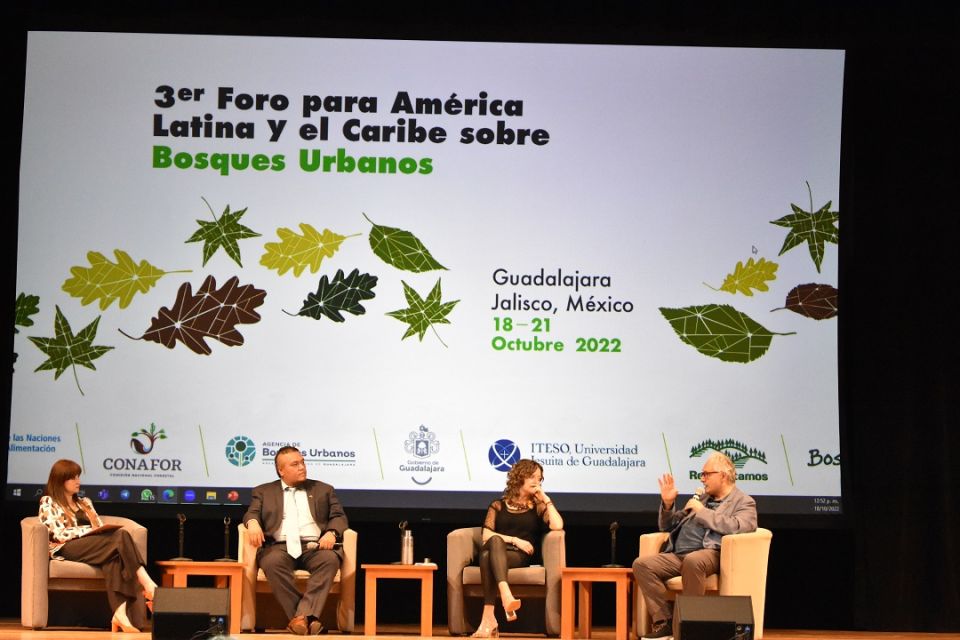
[386,278,459,346]
[707,257,779,296]
[15,292,40,333]
[28,305,114,395]
[186,197,261,267]
[770,182,839,273]
[291,268,378,322]
[62,249,191,310]
[364,213,447,272]
[261,223,360,276]
[659,304,794,363]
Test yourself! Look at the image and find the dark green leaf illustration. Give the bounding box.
[773,283,838,320]
[364,213,447,272]
[186,197,261,267]
[290,268,378,322]
[387,278,459,346]
[770,182,839,273]
[28,305,114,396]
[15,292,40,333]
[122,275,266,355]
[659,304,795,363]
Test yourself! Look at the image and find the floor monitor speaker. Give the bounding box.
[151,586,229,640]
[674,594,754,640]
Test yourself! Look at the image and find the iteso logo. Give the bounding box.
[488,440,521,471]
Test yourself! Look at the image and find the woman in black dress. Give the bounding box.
[473,459,564,637]
[38,459,158,632]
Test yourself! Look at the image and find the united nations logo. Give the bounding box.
[225,435,256,467]
[488,439,521,471]
[405,425,440,458]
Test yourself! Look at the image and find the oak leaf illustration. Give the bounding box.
[186,198,261,267]
[122,275,266,355]
[364,213,447,272]
[28,305,114,395]
[773,283,838,320]
[770,182,839,273]
[261,223,360,276]
[708,257,778,296]
[387,278,459,346]
[15,292,40,333]
[62,249,190,310]
[659,304,795,363]
[291,268,378,322]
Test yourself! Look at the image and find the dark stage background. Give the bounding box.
[1,1,957,633]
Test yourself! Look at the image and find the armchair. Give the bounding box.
[447,526,566,636]
[21,515,148,629]
[237,523,357,632]
[634,528,772,639]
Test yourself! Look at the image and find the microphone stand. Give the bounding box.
[215,516,234,561]
[602,521,622,567]
[170,513,192,561]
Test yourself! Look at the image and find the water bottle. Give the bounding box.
[401,529,414,564]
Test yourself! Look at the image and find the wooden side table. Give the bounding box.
[362,563,437,636]
[561,567,633,640]
[155,560,244,635]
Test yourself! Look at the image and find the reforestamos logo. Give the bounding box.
[226,435,256,467]
[488,439,521,471]
[690,438,768,481]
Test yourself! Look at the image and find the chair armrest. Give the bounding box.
[338,528,357,632]
[447,527,481,635]
[639,531,670,558]
[21,517,51,629]
[542,530,566,636]
[718,528,772,595]
[238,523,260,631]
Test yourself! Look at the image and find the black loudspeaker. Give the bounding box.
[151,587,229,640]
[675,595,754,640]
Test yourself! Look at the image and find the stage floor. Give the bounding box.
[0,621,958,640]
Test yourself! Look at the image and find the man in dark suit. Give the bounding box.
[243,446,348,636]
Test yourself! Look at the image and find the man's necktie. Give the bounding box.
[283,487,302,558]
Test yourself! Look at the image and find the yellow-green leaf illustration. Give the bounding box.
[62,250,191,310]
[660,304,795,363]
[706,257,779,296]
[29,305,114,395]
[260,223,360,276]
[387,279,459,346]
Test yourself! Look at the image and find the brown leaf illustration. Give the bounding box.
[127,275,266,355]
[775,283,838,320]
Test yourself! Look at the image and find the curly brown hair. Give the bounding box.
[502,458,544,502]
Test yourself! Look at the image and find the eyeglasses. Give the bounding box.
[699,470,721,479]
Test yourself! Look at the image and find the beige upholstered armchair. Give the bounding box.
[447,527,566,636]
[20,515,148,629]
[634,528,773,639]
[237,523,357,632]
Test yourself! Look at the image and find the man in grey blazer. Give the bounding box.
[633,452,758,640]
[243,446,348,635]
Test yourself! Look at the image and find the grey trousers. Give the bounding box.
[632,549,720,623]
[258,543,341,620]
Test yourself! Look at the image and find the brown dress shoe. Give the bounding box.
[287,615,309,635]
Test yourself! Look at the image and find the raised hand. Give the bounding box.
[658,473,679,509]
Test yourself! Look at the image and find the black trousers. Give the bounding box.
[478,535,532,605]
[58,528,146,622]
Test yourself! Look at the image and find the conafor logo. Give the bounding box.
[130,422,166,454]
[690,438,768,481]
